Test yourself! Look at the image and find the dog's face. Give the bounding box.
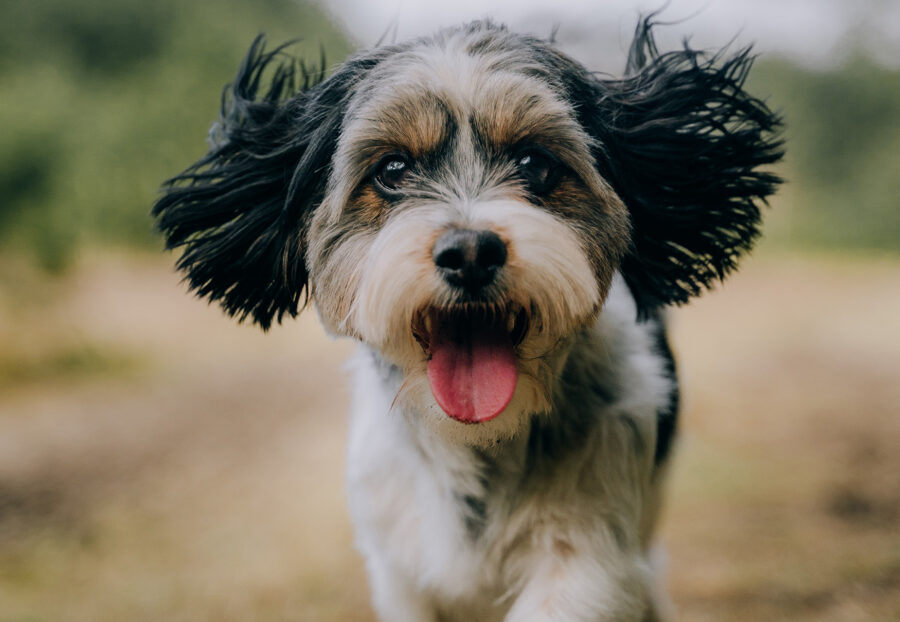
[154,21,782,444]
[308,34,630,440]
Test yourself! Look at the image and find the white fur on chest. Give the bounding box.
[346,357,504,614]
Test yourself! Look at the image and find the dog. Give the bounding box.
[153,16,782,621]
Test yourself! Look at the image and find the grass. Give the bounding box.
[0,251,897,621]
[0,344,142,393]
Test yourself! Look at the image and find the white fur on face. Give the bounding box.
[306,28,628,444]
[342,198,601,444]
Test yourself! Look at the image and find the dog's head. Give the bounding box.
[154,18,782,444]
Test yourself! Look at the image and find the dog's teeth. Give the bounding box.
[507,312,517,334]
[424,314,432,334]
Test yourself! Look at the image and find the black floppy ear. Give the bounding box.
[588,18,784,315]
[153,37,375,329]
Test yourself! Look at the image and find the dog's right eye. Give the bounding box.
[374,155,411,193]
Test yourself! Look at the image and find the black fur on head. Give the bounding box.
[152,37,381,329]
[585,16,784,314]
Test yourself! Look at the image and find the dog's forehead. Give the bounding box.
[344,32,584,154]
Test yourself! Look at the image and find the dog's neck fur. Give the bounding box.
[346,277,674,620]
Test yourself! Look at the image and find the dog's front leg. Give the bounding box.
[504,543,655,622]
[367,557,439,622]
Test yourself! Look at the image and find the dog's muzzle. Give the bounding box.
[412,229,529,424]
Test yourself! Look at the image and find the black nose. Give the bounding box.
[433,229,507,293]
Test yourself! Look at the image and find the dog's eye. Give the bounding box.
[515,149,560,195]
[374,155,411,192]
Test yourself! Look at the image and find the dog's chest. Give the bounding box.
[347,414,510,610]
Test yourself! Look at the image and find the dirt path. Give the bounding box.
[1,253,897,621]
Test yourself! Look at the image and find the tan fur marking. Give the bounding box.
[357,91,453,161]
[473,87,569,149]
[553,539,576,560]
[347,184,389,225]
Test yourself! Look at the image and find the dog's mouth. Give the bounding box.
[412,303,529,424]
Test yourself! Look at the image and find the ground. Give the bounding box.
[0,252,898,621]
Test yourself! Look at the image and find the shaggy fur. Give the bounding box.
[154,16,782,621]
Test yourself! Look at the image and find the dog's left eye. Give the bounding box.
[515,149,562,195]
[374,155,411,192]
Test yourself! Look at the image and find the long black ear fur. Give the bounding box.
[153,37,375,329]
[589,17,784,315]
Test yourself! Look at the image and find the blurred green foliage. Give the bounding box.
[0,2,898,273]
[750,56,900,252]
[0,0,352,271]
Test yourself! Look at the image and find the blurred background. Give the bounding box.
[0,1,897,620]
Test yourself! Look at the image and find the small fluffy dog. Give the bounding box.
[154,17,782,622]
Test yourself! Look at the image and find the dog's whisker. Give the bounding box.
[389,376,413,414]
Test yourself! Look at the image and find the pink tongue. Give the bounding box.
[426,325,518,424]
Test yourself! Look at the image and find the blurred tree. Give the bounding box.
[0,0,352,271]
[751,56,900,251]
